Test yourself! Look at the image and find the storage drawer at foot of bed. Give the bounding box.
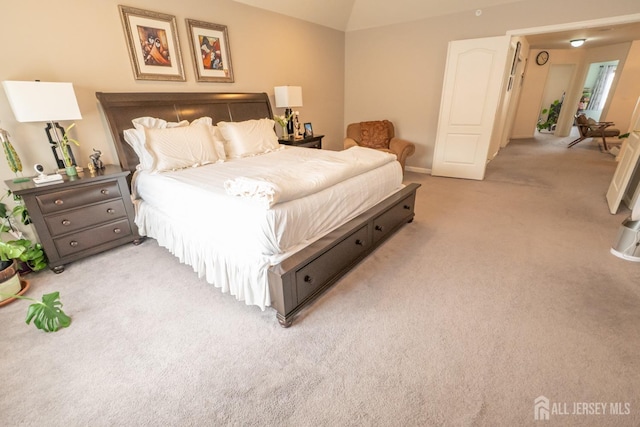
[295,224,370,304]
[53,219,133,258]
[372,192,416,244]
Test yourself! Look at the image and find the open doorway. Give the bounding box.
[579,61,619,121]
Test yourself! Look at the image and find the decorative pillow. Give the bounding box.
[123,128,154,171]
[360,120,391,149]
[132,116,189,130]
[217,118,280,158]
[191,117,227,160]
[144,124,222,173]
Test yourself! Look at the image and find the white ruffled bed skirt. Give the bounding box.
[135,201,273,309]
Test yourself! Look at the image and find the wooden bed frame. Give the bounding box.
[96,91,420,327]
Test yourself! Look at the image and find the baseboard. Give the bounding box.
[405,165,431,174]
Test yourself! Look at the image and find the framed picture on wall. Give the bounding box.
[304,122,313,137]
[186,19,234,83]
[118,5,185,81]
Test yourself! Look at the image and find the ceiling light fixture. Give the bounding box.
[570,39,586,47]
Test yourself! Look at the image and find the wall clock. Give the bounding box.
[536,51,549,66]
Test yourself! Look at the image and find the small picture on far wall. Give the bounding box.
[304,122,313,137]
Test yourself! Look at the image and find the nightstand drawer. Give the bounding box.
[36,181,121,214]
[44,199,127,236]
[53,218,132,258]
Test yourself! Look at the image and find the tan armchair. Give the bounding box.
[344,120,415,173]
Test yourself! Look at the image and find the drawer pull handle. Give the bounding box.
[403,204,411,210]
[101,189,109,195]
[69,241,78,247]
[304,275,314,284]
[113,228,122,234]
[62,220,71,226]
[355,239,365,246]
[107,208,115,214]
[375,225,384,232]
[54,199,64,206]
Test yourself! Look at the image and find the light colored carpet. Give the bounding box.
[1,134,639,426]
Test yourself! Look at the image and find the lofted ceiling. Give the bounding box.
[233,0,640,49]
[232,0,526,31]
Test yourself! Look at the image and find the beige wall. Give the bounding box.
[607,41,640,133]
[0,0,344,181]
[345,0,640,172]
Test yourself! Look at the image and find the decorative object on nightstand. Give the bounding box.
[2,81,82,176]
[90,149,104,170]
[274,86,303,137]
[304,123,313,138]
[5,165,141,273]
[273,112,293,139]
[0,125,29,183]
[293,111,303,139]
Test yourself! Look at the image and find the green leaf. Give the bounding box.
[25,292,71,332]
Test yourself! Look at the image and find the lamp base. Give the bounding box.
[285,108,294,135]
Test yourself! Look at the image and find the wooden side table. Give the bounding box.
[278,135,324,149]
[5,165,141,273]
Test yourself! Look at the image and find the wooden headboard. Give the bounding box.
[96,91,273,176]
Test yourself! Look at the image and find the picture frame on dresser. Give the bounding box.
[118,5,185,81]
[186,19,234,83]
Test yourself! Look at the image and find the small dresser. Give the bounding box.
[5,165,140,273]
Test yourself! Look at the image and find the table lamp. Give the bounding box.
[274,86,303,136]
[2,80,82,173]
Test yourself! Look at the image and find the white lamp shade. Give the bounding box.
[274,86,303,108]
[2,80,82,122]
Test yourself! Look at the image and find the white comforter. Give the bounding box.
[224,146,396,208]
[133,146,403,308]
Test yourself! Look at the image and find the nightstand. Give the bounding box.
[278,134,324,149]
[5,165,140,273]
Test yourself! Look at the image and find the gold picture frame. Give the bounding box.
[119,5,185,81]
[186,19,234,83]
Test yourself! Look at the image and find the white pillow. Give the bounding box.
[132,116,189,130]
[144,124,222,173]
[190,117,226,161]
[217,119,280,158]
[123,128,154,171]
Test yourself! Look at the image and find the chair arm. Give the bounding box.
[344,137,359,149]
[389,137,416,157]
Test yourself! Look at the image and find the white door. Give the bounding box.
[606,131,640,215]
[432,36,509,180]
[606,97,640,215]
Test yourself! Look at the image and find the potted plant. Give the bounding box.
[59,123,81,177]
[0,191,48,274]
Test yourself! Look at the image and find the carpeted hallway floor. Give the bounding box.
[1,133,639,426]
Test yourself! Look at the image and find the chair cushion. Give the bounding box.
[360,121,391,149]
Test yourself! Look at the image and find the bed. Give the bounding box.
[96,91,420,326]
